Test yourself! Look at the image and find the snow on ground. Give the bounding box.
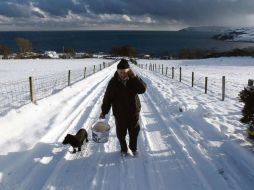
[138,57,254,98]
[0,57,254,190]
[0,58,110,82]
[0,58,115,116]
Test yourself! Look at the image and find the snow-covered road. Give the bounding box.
[1,62,254,190]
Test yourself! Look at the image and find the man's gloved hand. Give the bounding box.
[99,112,105,119]
[128,69,136,78]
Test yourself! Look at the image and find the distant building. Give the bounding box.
[15,52,40,59]
[44,51,59,59]
[60,53,72,59]
[93,52,110,58]
[74,53,83,58]
[161,55,173,60]
[140,54,151,59]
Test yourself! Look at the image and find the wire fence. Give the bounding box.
[141,63,248,100]
[0,60,117,116]
[34,71,69,101]
[0,79,31,114]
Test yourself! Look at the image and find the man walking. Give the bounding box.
[100,59,146,156]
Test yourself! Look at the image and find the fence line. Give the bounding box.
[0,60,117,115]
[139,63,246,100]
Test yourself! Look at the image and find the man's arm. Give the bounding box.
[126,69,147,94]
[101,80,114,117]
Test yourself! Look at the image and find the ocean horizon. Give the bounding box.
[0,30,254,55]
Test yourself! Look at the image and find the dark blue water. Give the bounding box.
[0,31,253,55]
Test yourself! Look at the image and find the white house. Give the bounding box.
[44,51,59,59]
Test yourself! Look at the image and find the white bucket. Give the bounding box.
[92,121,110,143]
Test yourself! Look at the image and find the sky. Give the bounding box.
[0,0,254,31]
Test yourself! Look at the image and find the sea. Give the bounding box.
[0,31,254,55]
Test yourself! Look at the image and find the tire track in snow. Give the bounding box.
[42,65,153,190]
[137,66,254,190]
[41,66,140,189]
[138,113,168,190]
[38,69,116,190]
[140,93,211,190]
[135,66,233,190]
[40,69,115,143]
[3,66,116,190]
[79,107,152,190]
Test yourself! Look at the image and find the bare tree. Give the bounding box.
[111,45,137,57]
[0,45,11,59]
[15,37,33,53]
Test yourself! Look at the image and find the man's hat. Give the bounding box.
[117,59,130,69]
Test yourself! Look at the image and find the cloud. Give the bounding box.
[0,0,254,30]
[122,15,131,22]
[0,1,31,18]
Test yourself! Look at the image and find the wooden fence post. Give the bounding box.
[222,76,225,101]
[100,64,101,71]
[93,65,95,74]
[179,67,182,82]
[166,67,168,76]
[205,77,208,94]
[192,72,194,87]
[162,64,164,75]
[68,70,71,86]
[84,67,86,78]
[29,76,36,104]
[172,67,174,79]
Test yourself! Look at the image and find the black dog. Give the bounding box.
[62,128,88,153]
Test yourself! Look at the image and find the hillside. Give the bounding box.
[212,27,254,42]
[1,58,254,190]
[179,26,230,33]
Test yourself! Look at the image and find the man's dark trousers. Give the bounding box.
[115,117,140,152]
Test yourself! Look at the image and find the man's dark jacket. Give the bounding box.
[101,71,146,124]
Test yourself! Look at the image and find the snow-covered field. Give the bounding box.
[0,58,111,82]
[0,58,115,115]
[0,57,254,190]
[139,57,254,98]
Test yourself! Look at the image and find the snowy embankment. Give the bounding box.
[0,58,254,190]
[213,27,254,42]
